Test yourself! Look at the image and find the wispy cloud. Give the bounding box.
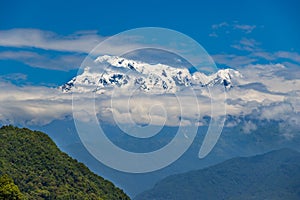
[209,21,300,70]
[0,29,103,71]
[212,22,229,30]
[0,73,27,82]
[0,29,156,55]
[209,21,256,37]
[0,50,84,71]
[241,120,257,134]
[231,38,261,51]
[0,29,150,71]
[214,37,300,69]
[212,54,258,68]
[275,51,300,63]
[208,32,218,37]
[0,29,103,53]
[233,24,256,34]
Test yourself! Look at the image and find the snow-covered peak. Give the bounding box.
[95,55,139,70]
[207,68,243,88]
[216,68,242,79]
[61,55,242,94]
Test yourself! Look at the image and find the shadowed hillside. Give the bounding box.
[135,148,300,200]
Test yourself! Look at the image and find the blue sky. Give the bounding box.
[1,0,300,86]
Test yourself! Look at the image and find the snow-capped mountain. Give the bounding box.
[61,55,242,94]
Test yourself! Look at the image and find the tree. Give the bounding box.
[0,174,24,200]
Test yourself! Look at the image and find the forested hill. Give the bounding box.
[135,148,300,200]
[0,125,130,200]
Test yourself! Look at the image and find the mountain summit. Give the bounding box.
[61,55,242,94]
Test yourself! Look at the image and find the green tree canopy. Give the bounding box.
[0,125,130,200]
[0,174,24,200]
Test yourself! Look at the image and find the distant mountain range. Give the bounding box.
[135,148,300,200]
[61,55,242,93]
[0,126,130,200]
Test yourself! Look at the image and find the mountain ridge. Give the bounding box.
[61,55,242,94]
[135,148,300,200]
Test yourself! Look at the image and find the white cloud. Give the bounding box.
[0,82,72,125]
[259,102,294,121]
[242,121,257,134]
[231,38,261,52]
[0,73,27,82]
[213,49,300,70]
[0,28,159,56]
[0,29,104,53]
[275,51,300,63]
[0,50,85,71]
[0,28,185,71]
[0,56,299,132]
[233,24,256,34]
[239,64,300,93]
[208,32,218,37]
[212,22,229,30]
[0,29,102,70]
[250,51,275,60]
[212,54,257,67]
[210,22,256,37]
[210,23,300,69]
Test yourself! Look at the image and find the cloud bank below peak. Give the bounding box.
[0,60,299,136]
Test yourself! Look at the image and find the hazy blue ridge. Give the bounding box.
[135,148,300,200]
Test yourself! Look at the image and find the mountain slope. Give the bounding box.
[135,148,300,200]
[0,125,130,200]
